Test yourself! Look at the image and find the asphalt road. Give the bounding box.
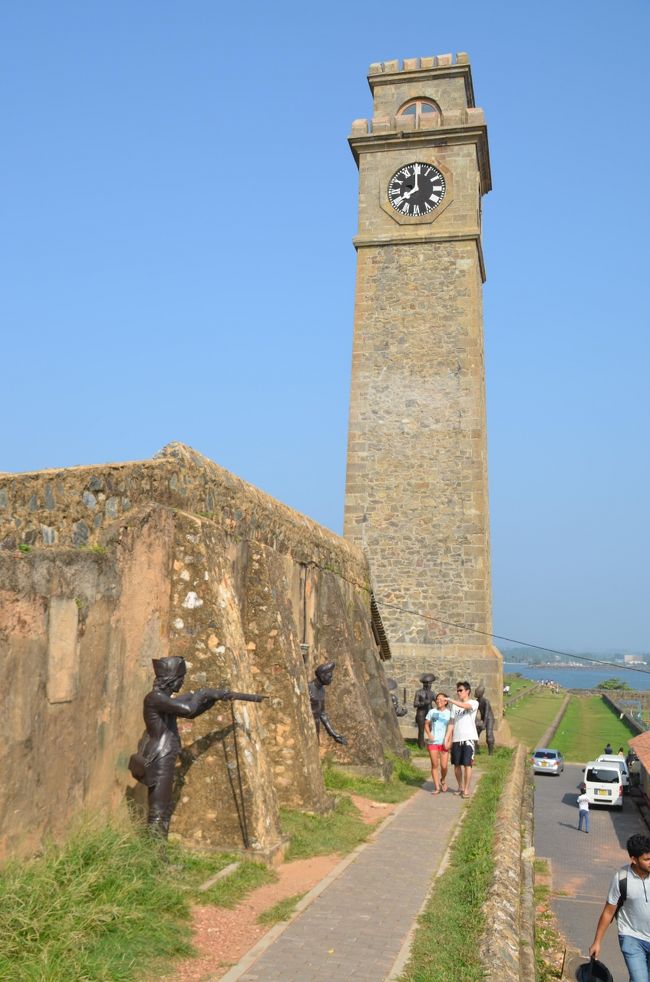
[534,762,648,980]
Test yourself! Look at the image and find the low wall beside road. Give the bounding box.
[600,692,647,735]
[478,745,535,981]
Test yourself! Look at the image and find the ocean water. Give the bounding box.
[504,662,650,692]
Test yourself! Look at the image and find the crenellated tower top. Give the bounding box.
[349,52,490,196]
[366,53,475,117]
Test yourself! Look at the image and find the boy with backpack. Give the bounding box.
[590,834,650,981]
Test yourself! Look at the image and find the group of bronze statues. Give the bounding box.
[129,655,495,838]
[412,672,495,753]
[129,656,347,837]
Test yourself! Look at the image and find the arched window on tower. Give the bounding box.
[396,98,441,124]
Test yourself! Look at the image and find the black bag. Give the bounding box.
[128,752,147,783]
[575,957,613,982]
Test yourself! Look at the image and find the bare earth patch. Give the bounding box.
[349,793,399,824]
[163,796,400,982]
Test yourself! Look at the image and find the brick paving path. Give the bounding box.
[225,772,468,981]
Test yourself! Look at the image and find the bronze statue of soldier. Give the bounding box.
[388,677,407,717]
[309,661,347,745]
[413,673,437,749]
[128,655,266,837]
[475,684,496,755]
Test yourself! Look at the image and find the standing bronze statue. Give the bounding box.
[388,677,407,718]
[309,661,347,745]
[475,684,496,755]
[128,656,266,837]
[413,673,437,749]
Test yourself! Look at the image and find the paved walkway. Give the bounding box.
[535,763,648,979]
[223,766,469,981]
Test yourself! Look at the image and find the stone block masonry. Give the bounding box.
[0,443,405,859]
[344,53,502,720]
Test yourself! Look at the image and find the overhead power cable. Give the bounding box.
[373,596,650,678]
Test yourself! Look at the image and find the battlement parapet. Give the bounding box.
[350,106,485,137]
[0,442,369,585]
[368,53,469,76]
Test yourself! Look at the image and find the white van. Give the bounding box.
[583,761,623,809]
[597,754,630,793]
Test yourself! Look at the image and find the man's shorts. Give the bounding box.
[451,741,475,767]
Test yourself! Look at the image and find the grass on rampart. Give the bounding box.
[257,892,305,926]
[281,796,372,861]
[399,748,513,981]
[199,861,277,907]
[504,673,538,698]
[504,689,564,748]
[323,753,424,802]
[0,817,235,982]
[283,755,425,861]
[552,695,635,762]
[0,756,426,980]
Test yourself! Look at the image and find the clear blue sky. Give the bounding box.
[2,2,648,653]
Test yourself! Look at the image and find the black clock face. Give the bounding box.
[387,162,446,217]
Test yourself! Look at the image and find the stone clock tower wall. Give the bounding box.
[344,54,503,717]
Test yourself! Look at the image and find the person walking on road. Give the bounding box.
[589,833,650,981]
[446,681,479,799]
[424,692,451,794]
[577,786,590,833]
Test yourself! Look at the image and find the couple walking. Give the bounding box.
[424,681,480,798]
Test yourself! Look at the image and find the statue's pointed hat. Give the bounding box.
[152,656,186,678]
[315,661,336,680]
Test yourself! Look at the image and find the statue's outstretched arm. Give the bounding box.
[148,688,261,720]
[320,711,347,746]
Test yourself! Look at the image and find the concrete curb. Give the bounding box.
[215,786,424,982]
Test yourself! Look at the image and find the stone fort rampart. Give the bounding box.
[0,443,404,860]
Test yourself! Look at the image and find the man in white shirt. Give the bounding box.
[445,681,479,798]
[590,833,650,980]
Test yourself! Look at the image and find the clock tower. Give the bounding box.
[344,54,502,713]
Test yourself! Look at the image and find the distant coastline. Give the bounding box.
[517,662,648,670]
[504,661,650,692]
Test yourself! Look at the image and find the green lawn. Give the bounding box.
[552,695,636,763]
[504,673,537,699]
[504,690,564,749]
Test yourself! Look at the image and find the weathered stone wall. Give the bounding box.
[0,506,173,860]
[345,240,492,647]
[0,445,404,858]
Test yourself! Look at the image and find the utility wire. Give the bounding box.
[373,596,650,677]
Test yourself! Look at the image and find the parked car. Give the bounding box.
[597,754,630,793]
[583,761,624,809]
[531,748,564,775]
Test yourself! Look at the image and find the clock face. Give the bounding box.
[387,162,446,217]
